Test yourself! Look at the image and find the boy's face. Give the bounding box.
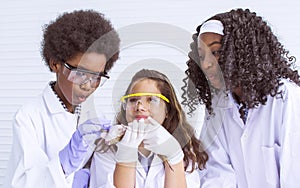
[53,52,107,112]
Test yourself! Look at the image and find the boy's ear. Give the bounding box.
[49,59,61,72]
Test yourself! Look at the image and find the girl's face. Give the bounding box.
[125,79,168,124]
[198,32,224,90]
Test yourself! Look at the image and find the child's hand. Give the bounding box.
[143,117,184,165]
[78,118,112,147]
[115,120,147,163]
[102,124,126,145]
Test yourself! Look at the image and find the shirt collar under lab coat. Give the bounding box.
[136,154,164,179]
[211,90,234,109]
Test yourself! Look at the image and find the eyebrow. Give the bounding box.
[78,67,101,75]
[198,41,222,51]
[208,41,222,47]
[76,66,105,76]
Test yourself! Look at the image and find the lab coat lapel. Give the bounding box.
[145,155,164,184]
[78,94,102,125]
[43,84,67,114]
[201,91,233,149]
[227,93,245,127]
[136,159,147,178]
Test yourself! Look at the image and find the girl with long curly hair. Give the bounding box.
[182,8,300,187]
[90,69,208,188]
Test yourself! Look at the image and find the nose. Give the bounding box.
[201,54,214,70]
[135,100,147,111]
[80,78,93,91]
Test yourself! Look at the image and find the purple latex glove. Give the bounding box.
[59,118,112,175]
[78,118,111,146]
[59,130,89,176]
[72,168,90,188]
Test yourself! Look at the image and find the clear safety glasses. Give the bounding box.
[63,62,110,88]
[120,93,170,110]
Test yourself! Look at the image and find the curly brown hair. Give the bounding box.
[114,69,208,172]
[41,9,120,72]
[182,8,300,116]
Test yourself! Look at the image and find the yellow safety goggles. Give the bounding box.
[120,92,170,103]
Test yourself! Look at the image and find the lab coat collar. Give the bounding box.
[43,84,68,114]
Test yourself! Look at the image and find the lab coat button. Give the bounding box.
[243,133,248,139]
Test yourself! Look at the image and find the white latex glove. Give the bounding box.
[102,124,126,145]
[143,117,184,165]
[115,119,147,163]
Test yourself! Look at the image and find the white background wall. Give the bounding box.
[1,0,300,186]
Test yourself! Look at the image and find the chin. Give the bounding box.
[71,99,81,106]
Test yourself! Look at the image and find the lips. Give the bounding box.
[205,73,215,81]
[77,94,88,103]
[208,74,215,80]
[78,96,86,102]
[135,115,148,120]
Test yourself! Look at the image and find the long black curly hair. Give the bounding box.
[41,9,120,72]
[182,8,300,116]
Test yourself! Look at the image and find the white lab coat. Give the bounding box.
[3,84,100,188]
[90,150,201,188]
[200,79,300,188]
